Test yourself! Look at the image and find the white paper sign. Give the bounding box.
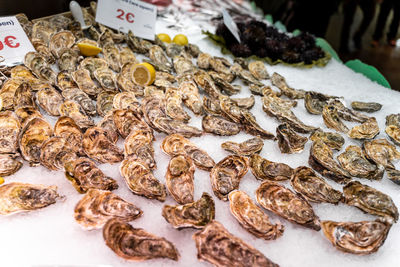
[96,0,157,41]
[222,9,241,42]
[0,16,35,67]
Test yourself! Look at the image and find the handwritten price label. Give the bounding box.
[0,16,35,66]
[96,0,157,41]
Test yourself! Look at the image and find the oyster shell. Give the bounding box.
[15,107,43,128]
[0,154,23,176]
[0,78,24,110]
[126,31,148,54]
[193,221,278,267]
[304,91,336,115]
[96,91,116,117]
[197,53,211,69]
[202,115,241,136]
[59,100,94,130]
[210,155,248,201]
[202,96,221,115]
[36,86,63,116]
[321,220,391,255]
[0,182,61,215]
[256,180,321,230]
[113,109,151,139]
[74,189,142,230]
[0,111,20,154]
[119,47,139,66]
[271,72,305,99]
[71,68,102,96]
[386,169,400,185]
[57,48,78,72]
[97,112,119,144]
[166,155,195,204]
[149,45,172,72]
[103,219,180,261]
[120,155,167,201]
[124,130,155,169]
[310,129,344,151]
[65,157,118,193]
[221,137,264,156]
[276,123,308,153]
[19,117,53,166]
[173,55,196,75]
[82,127,123,164]
[386,113,400,127]
[351,101,382,113]
[102,43,121,72]
[40,136,77,170]
[49,30,76,58]
[209,71,240,95]
[209,57,232,77]
[153,117,202,138]
[385,114,400,145]
[79,57,109,78]
[162,192,215,229]
[113,92,139,111]
[309,140,351,184]
[94,67,117,92]
[337,145,384,180]
[229,190,284,240]
[178,76,203,115]
[165,87,191,122]
[230,63,263,86]
[186,43,201,58]
[291,166,343,204]
[193,70,222,99]
[57,71,77,91]
[231,95,255,109]
[348,117,379,139]
[54,116,85,156]
[328,99,369,123]
[322,104,349,133]
[161,134,215,171]
[249,154,293,181]
[248,61,269,80]
[14,82,36,109]
[363,138,400,169]
[343,181,399,222]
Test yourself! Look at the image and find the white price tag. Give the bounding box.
[0,16,35,67]
[96,0,157,41]
[222,9,241,43]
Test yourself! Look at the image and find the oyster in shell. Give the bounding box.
[249,154,293,181]
[348,117,379,140]
[113,109,151,139]
[309,140,351,184]
[57,48,78,72]
[120,155,167,201]
[209,57,232,76]
[271,72,305,99]
[322,104,349,133]
[386,113,400,127]
[65,157,118,193]
[152,117,202,138]
[210,155,248,201]
[276,123,308,153]
[54,116,85,156]
[248,61,269,80]
[197,52,211,69]
[193,220,278,267]
[202,96,221,115]
[161,134,215,171]
[173,55,196,75]
[96,92,116,117]
[343,181,399,222]
[304,91,336,115]
[185,43,201,58]
[229,190,284,240]
[103,218,180,261]
[363,138,400,169]
[124,130,155,169]
[321,220,390,255]
[209,71,240,95]
[14,82,36,109]
[162,192,215,229]
[0,111,20,154]
[385,114,400,145]
[102,43,121,72]
[165,87,191,122]
[166,155,195,204]
[256,180,321,230]
[351,101,382,113]
[74,189,142,230]
[178,76,203,115]
[79,57,109,78]
[193,70,222,99]
[113,92,139,111]
[36,86,63,116]
[231,95,255,109]
[15,107,43,128]
[72,68,102,96]
[119,47,139,66]
[291,166,343,204]
[19,117,53,166]
[97,112,119,144]
[10,65,36,81]
[57,71,77,91]
[337,145,384,180]
[149,45,172,72]
[329,99,369,123]
[221,137,264,156]
[49,30,76,58]
[40,136,77,170]
[94,68,117,92]
[230,63,263,86]
[0,78,24,110]
[59,100,94,130]
[386,169,400,185]
[0,182,61,215]
[202,115,241,136]
[82,127,123,164]
[0,154,23,176]
[310,129,344,151]
[126,31,148,54]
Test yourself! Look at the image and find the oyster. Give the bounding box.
[126,31,148,54]
[230,63,262,86]
[202,115,241,136]
[82,127,123,164]
[59,100,94,130]
[166,155,195,204]
[186,43,201,57]
[202,96,221,115]
[68,21,84,39]
[0,182,61,215]
[102,43,121,72]
[14,82,36,109]
[120,155,167,201]
[36,86,63,116]
[149,45,172,72]
[310,129,344,150]
[40,136,77,170]
[61,87,96,116]
[56,71,77,91]
[209,57,232,76]
[103,219,179,261]
[385,114,400,145]
[113,92,139,111]
[328,99,369,123]
[348,117,379,139]
[221,137,264,156]
[32,40,56,64]
[94,68,117,92]
[343,181,399,222]
[79,57,109,78]
[166,43,184,58]
[291,166,343,204]
[57,48,78,72]
[0,78,24,110]
[304,91,336,115]
[309,140,351,184]
[113,109,151,139]
[65,157,118,193]
[351,101,382,113]
[209,71,240,95]
[178,76,203,115]
[321,220,391,255]
[162,192,215,229]
[19,117,53,166]
[165,87,191,122]
[10,65,36,81]
[0,153,21,177]
[210,155,248,201]
[231,95,255,109]
[96,92,116,117]
[119,47,139,66]
[197,53,211,69]
[256,180,321,230]
[71,68,102,96]
[322,104,349,133]
[74,189,142,230]
[49,30,76,58]
[97,112,119,144]
[386,113,400,127]
[15,107,43,128]
[193,221,278,267]
[31,20,55,44]
[249,154,293,181]
[161,134,215,171]
[363,138,400,169]
[271,72,306,99]
[276,123,308,153]
[337,145,384,180]
[124,130,155,169]
[193,70,222,99]
[248,61,269,80]
[54,116,85,156]
[173,55,196,75]
[229,190,284,240]
[152,117,202,138]
[0,111,20,154]
[386,169,400,185]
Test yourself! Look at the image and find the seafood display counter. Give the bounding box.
[0,3,399,267]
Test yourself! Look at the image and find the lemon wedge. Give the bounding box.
[77,43,102,57]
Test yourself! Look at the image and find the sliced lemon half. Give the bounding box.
[132,63,156,86]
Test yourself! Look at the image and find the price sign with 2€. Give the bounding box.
[0,16,35,66]
[96,0,157,41]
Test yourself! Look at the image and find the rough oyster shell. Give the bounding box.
[221,137,263,156]
[152,117,202,138]
[173,55,195,75]
[15,107,43,128]
[162,192,215,229]
[304,91,336,115]
[209,71,240,95]
[329,99,369,122]
[124,130,155,169]
[113,109,151,139]
[119,47,139,66]
[113,92,139,111]
[57,48,78,72]
[94,67,117,92]
[24,51,56,84]
[385,114,400,145]
[197,52,211,69]
[165,87,191,122]
[57,71,77,91]
[230,63,262,86]
[14,82,36,109]
[202,115,241,136]
[148,45,172,72]
[229,190,284,240]
[97,112,119,144]
[49,30,76,58]
[276,123,308,153]
[96,91,116,117]
[363,138,400,169]
[54,116,85,156]
[310,129,344,151]
[79,57,109,78]
[166,155,195,204]
[36,86,63,116]
[249,154,293,181]
[348,117,379,140]
[0,111,20,154]
[61,87,96,116]
[59,100,94,130]
[248,61,269,80]
[271,72,305,99]
[74,189,142,230]
[0,78,24,110]
[71,68,102,96]
[351,101,382,113]
[231,95,255,109]
[40,136,77,170]
[178,77,203,115]
[193,221,278,267]
[102,43,121,72]
[322,104,349,133]
[256,180,321,230]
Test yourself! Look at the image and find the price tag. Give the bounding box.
[96,0,157,41]
[0,16,35,67]
[222,9,241,43]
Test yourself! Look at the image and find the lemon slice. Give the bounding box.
[0,177,4,185]
[132,63,156,86]
[77,43,102,57]
[157,33,172,43]
[173,34,188,46]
